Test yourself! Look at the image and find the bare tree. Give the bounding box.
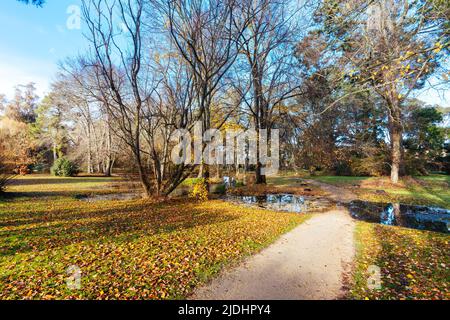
[76,0,210,195]
[79,0,158,194]
[234,0,307,183]
[155,0,249,182]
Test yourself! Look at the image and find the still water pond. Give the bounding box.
[347,200,450,234]
[225,194,449,233]
[224,194,332,213]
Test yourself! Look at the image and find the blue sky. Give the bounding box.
[0,0,85,98]
[0,0,448,108]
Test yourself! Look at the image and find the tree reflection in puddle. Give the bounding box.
[348,200,449,234]
[224,194,331,213]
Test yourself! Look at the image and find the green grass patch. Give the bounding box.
[309,176,372,186]
[354,175,450,208]
[308,174,449,208]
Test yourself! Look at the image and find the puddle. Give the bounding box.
[77,193,142,202]
[347,200,450,233]
[224,194,332,213]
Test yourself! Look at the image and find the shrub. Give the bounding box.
[18,165,31,175]
[334,161,352,176]
[235,181,245,188]
[51,158,78,177]
[350,155,389,177]
[213,183,226,195]
[0,163,14,193]
[0,173,13,193]
[189,178,209,201]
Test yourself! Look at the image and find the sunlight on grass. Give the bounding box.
[8,175,119,190]
[351,221,449,300]
[0,175,311,299]
[309,174,449,208]
[309,176,372,186]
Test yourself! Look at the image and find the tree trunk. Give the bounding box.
[104,159,113,177]
[255,119,267,185]
[255,162,266,184]
[104,114,113,177]
[385,93,403,185]
[137,162,152,197]
[133,116,152,197]
[252,62,267,185]
[53,141,58,163]
[87,127,93,174]
[390,127,401,184]
[197,103,211,189]
[151,151,163,197]
[134,144,152,197]
[216,164,221,180]
[255,130,266,184]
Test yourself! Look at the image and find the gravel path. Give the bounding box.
[191,209,355,300]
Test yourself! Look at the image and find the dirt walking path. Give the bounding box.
[192,209,355,300]
[306,179,358,203]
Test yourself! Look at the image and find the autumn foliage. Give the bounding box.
[351,222,449,300]
[0,176,308,299]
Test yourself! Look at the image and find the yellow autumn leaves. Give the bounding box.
[351,222,449,300]
[0,177,309,299]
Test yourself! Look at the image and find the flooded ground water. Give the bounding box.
[223,194,449,234]
[347,200,449,233]
[223,194,333,213]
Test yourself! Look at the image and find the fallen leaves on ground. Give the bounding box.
[350,222,449,300]
[0,178,310,299]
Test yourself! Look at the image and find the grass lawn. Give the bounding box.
[308,175,370,186]
[0,175,310,299]
[351,222,449,300]
[310,174,450,208]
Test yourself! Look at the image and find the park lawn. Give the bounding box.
[6,174,133,195]
[350,222,449,300]
[0,175,310,300]
[310,174,450,208]
[308,175,371,186]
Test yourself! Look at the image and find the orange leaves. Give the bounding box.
[0,181,308,299]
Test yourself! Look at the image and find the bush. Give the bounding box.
[0,164,14,193]
[18,165,31,175]
[189,178,209,201]
[235,181,245,188]
[212,183,226,195]
[350,155,389,177]
[51,158,78,177]
[333,161,353,176]
[0,173,13,193]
